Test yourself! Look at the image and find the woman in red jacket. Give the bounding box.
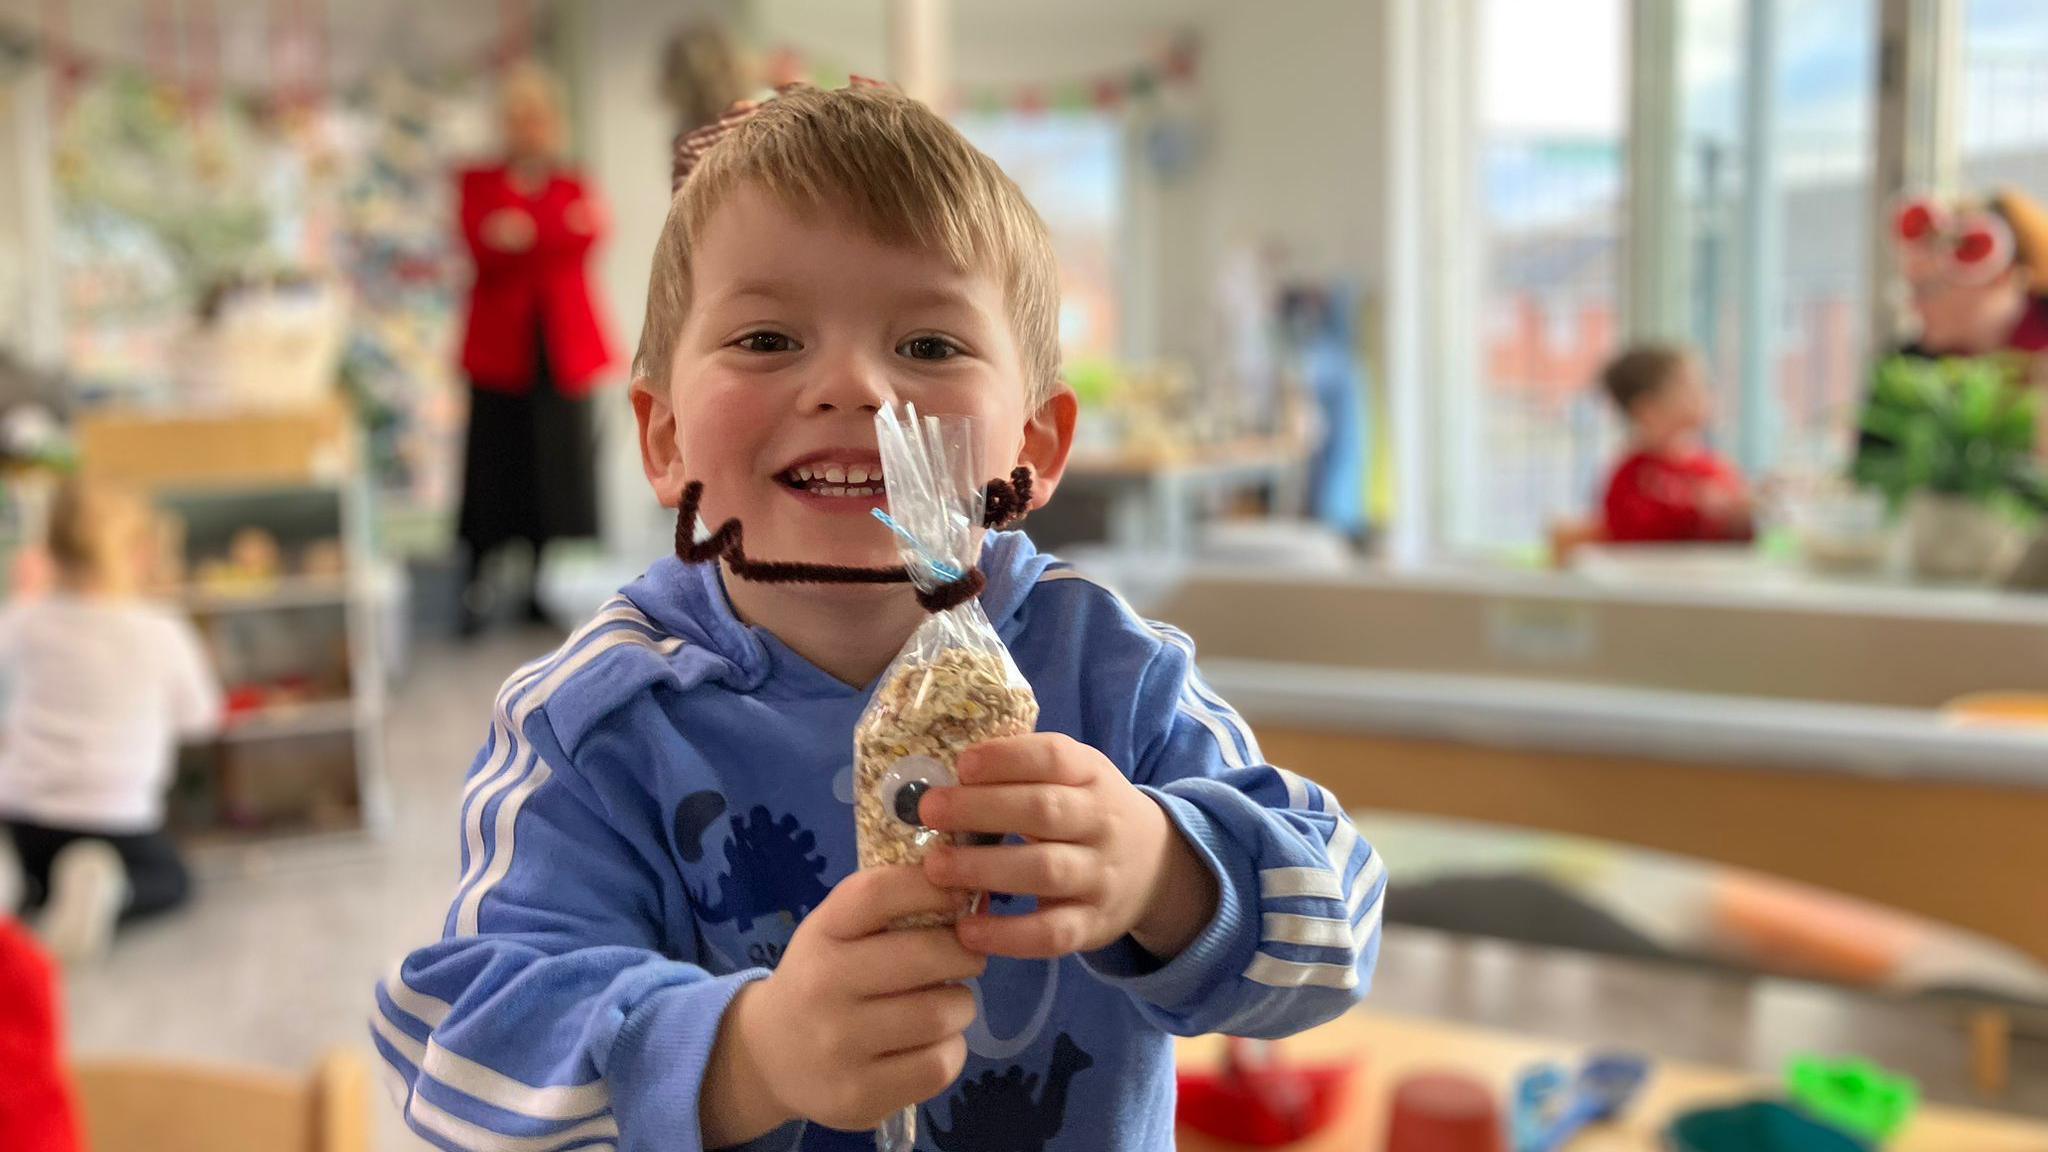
[455,63,617,635]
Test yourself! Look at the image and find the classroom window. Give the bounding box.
[1466,0,1626,553]
[1960,0,2048,193]
[954,113,1123,363]
[1684,0,1879,478]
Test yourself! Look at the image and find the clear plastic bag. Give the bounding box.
[854,404,1039,1152]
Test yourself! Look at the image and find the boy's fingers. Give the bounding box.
[924,842,1096,900]
[954,735,1094,787]
[956,905,1097,960]
[840,928,988,995]
[815,866,964,940]
[851,984,980,1056]
[863,1036,970,1117]
[919,784,1100,842]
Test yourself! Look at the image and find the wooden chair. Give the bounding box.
[71,1048,371,1152]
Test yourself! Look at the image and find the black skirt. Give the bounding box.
[458,327,600,555]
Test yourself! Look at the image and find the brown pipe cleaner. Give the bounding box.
[673,468,1034,614]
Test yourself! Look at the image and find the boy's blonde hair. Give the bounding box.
[634,85,1062,407]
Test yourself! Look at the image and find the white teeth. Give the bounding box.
[848,486,876,497]
[820,486,848,496]
[785,462,883,489]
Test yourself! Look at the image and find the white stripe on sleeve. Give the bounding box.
[1242,951,1361,990]
[452,628,682,935]
[382,961,453,1028]
[405,1090,619,1152]
[1273,767,1313,810]
[1261,913,1357,950]
[1035,569,1264,769]
[1259,866,1346,901]
[1349,852,1387,920]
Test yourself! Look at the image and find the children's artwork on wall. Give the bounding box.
[42,28,498,518]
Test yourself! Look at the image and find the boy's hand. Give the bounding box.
[704,867,984,1142]
[918,734,1219,962]
[1699,479,1753,527]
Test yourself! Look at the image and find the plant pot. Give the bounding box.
[1788,489,1891,576]
[1904,493,2017,583]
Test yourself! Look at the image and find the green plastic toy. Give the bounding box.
[1787,1056,1918,1143]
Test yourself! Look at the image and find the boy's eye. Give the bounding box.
[899,336,961,362]
[735,331,799,353]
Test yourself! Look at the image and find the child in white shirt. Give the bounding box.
[0,479,222,960]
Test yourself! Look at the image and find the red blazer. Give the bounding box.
[457,165,617,396]
[0,921,80,1152]
[1602,449,1755,544]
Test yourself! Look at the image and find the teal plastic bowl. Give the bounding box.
[1667,1101,1873,1152]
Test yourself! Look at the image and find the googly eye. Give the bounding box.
[878,754,954,829]
[893,778,930,825]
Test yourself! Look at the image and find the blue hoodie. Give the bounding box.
[372,533,1385,1152]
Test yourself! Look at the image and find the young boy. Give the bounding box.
[1598,344,1755,544]
[374,84,1384,1152]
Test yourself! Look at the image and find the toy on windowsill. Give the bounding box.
[299,538,347,581]
[1175,1037,1355,1146]
[1786,1056,1917,1145]
[222,677,324,723]
[195,528,286,595]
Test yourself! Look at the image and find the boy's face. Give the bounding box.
[1633,358,1712,446]
[635,191,1076,574]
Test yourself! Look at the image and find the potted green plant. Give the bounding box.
[1853,354,2047,582]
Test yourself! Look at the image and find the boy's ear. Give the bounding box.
[631,378,691,508]
[1018,382,1079,510]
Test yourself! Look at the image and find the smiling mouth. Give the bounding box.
[776,462,887,499]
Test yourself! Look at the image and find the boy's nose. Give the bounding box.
[805,350,898,414]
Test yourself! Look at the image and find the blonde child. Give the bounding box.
[0,479,222,961]
[375,85,1383,1152]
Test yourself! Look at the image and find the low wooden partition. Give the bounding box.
[1257,727,2048,966]
[1151,567,2048,965]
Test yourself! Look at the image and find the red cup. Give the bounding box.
[1385,1071,1504,1152]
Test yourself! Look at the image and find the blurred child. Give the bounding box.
[0,916,81,1152]
[1599,344,1755,544]
[0,479,222,962]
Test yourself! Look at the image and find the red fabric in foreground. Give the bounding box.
[0,919,81,1152]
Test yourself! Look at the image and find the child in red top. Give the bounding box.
[0,917,81,1152]
[1598,344,1755,544]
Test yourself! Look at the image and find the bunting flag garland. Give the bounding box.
[765,31,1199,119]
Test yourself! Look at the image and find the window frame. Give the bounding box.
[1390,0,1956,562]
